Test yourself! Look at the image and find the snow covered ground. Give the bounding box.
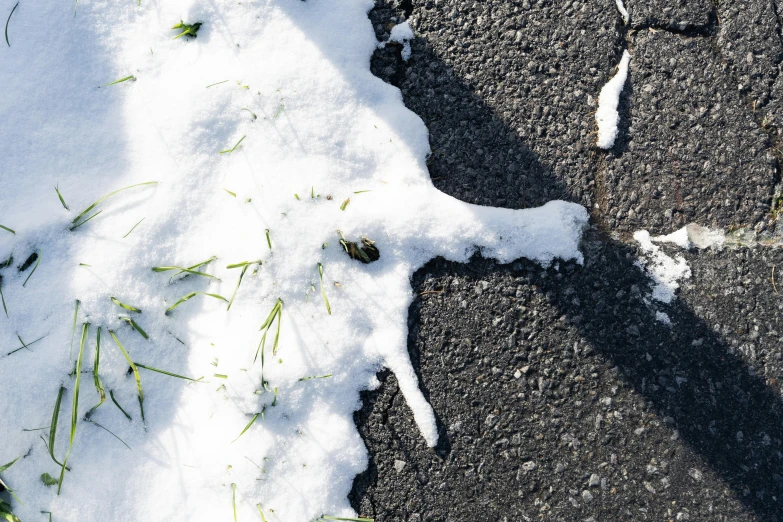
[0,0,587,520]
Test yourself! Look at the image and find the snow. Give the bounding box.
[633,231,691,303]
[383,20,414,62]
[615,0,629,24]
[0,0,587,520]
[595,50,631,149]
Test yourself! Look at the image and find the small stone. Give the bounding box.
[581,490,593,503]
[394,460,406,472]
[589,474,600,487]
[522,461,537,472]
[514,370,522,379]
[555,463,565,473]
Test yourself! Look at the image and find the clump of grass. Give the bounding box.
[134,363,204,382]
[338,232,380,264]
[123,217,145,238]
[254,299,282,390]
[21,250,41,287]
[0,224,15,235]
[232,407,265,442]
[71,181,157,230]
[58,323,89,494]
[104,75,137,86]
[172,21,202,39]
[111,296,141,313]
[318,263,331,315]
[220,136,246,155]
[86,327,105,417]
[109,390,132,420]
[119,316,148,340]
[55,185,70,210]
[109,331,144,422]
[165,292,227,315]
[4,1,19,47]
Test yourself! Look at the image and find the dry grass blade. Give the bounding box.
[122,217,145,238]
[109,331,144,422]
[227,265,248,311]
[318,263,331,315]
[0,224,15,235]
[219,135,246,155]
[85,419,131,450]
[21,249,41,287]
[111,296,141,313]
[86,327,105,417]
[109,390,132,420]
[58,323,89,494]
[71,181,157,227]
[166,292,227,315]
[232,407,264,442]
[55,185,70,210]
[119,316,149,340]
[134,363,204,382]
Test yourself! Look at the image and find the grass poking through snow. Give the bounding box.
[109,390,132,420]
[254,299,282,389]
[55,185,70,210]
[47,387,69,471]
[111,297,141,313]
[219,136,246,155]
[86,328,105,417]
[4,2,18,47]
[232,407,264,442]
[134,363,204,382]
[103,75,136,86]
[0,224,15,235]
[232,483,238,522]
[122,217,145,238]
[109,331,144,422]
[119,316,149,340]
[58,323,88,494]
[22,250,41,287]
[318,263,331,315]
[165,292,227,315]
[227,265,248,311]
[71,181,157,229]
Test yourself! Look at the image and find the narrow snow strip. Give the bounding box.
[0,0,587,520]
[654,224,726,250]
[634,230,691,303]
[595,50,631,149]
[615,0,630,24]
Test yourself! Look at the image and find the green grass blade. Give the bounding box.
[47,387,69,470]
[109,390,132,420]
[86,327,105,417]
[206,80,229,88]
[55,184,70,210]
[70,300,80,360]
[122,217,145,238]
[104,75,136,86]
[41,473,58,487]
[111,297,141,313]
[226,260,261,269]
[298,374,332,381]
[152,266,217,279]
[166,292,227,315]
[0,457,18,474]
[318,263,331,315]
[72,181,157,225]
[0,224,15,235]
[265,229,271,249]
[5,2,18,47]
[256,504,268,522]
[219,135,246,155]
[85,419,131,450]
[340,198,350,211]
[223,189,237,197]
[232,483,238,522]
[68,210,103,230]
[254,299,281,364]
[6,334,46,356]
[272,303,282,356]
[227,265,248,311]
[119,316,149,340]
[21,249,41,287]
[0,253,12,269]
[58,323,88,494]
[108,331,144,422]
[232,408,264,442]
[135,363,204,382]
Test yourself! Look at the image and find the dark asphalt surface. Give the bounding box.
[350,0,783,520]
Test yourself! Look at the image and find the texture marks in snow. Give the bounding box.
[595,50,631,149]
[634,230,691,303]
[0,0,587,521]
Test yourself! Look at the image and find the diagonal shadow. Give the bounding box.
[347,2,783,521]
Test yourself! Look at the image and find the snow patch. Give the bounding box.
[380,20,414,61]
[595,50,631,149]
[634,230,691,303]
[653,224,725,250]
[615,0,629,24]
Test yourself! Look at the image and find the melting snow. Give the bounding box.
[634,230,691,304]
[595,50,631,149]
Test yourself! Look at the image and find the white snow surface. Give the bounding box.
[615,0,629,24]
[595,50,631,149]
[654,224,726,251]
[385,20,414,61]
[634,231,691,304]
[0,0,588,520]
